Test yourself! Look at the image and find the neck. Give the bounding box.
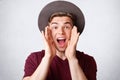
[56,50,67,60]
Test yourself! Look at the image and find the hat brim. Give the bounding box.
[38,1,85,34]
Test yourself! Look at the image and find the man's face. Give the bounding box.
[49,16,73,52]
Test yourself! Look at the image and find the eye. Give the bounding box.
[52,26,58,30]
[64,26,71,30]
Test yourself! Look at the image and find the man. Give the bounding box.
[23,1,97,80]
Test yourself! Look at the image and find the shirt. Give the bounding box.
[23,50,97,80]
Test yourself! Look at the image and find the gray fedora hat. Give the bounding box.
[38,1,85,34]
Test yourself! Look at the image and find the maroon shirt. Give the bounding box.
[23,50,97,80]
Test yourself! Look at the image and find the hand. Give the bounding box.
[41,26,56,59]
[65,26,80,60]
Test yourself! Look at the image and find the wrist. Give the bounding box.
[44,53,54,61]
[68,56,78,62]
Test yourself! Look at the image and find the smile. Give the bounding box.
[57,38,66,47]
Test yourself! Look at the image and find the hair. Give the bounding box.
[48,12,76,25]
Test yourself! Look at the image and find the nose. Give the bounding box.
[58,27,64,34]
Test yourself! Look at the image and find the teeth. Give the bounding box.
[57,38,65,40]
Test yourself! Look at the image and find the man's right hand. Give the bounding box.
[41,26,56,59]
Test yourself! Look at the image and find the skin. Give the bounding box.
[23,16,87,80]
[48,16,74,60]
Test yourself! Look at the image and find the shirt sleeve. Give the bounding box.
[76,51,97,80]
[84,56,97,80]
[23,51,44,78]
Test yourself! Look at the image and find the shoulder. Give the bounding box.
[76,51,97,79]
[76,50,95,61]
[27,50,45,58]
[23,50,45,77]
[76,50,97,70]
[25,50,45,64]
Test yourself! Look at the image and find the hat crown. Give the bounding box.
[38,1,85,34]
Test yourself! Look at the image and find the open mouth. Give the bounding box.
[57,38,66,47]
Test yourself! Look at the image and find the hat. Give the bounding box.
[38,1,85,34]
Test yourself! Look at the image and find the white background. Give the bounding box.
[0,0,120,80]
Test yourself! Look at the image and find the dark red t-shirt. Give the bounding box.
[23,50,97,80]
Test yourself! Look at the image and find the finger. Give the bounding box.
[47,27,52,39]
[46,26,54,44]
[41,30,47,44]
[68,40,70,46]
[71,26,76,37]
[45,26,49,40]
[73,26,78,34]
[41,31,45,40]
[76,32,80,43]
[47,26,51,36]
[70,27,80,45]
[74,32,80,43]
[71,26,78,39]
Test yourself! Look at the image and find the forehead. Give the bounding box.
[49,12,74,22]
[49,16,73,26]
[49,17,73,30]
[50,16,72,22]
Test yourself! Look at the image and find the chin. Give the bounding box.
[56,47,66,53]
[55,42,68,53]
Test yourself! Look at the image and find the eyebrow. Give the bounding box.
[50,22,73,26]
[64,22,73,26]
[50,22,58,25]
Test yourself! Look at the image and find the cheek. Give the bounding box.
[66,31,71,40]
[51,31,56,39]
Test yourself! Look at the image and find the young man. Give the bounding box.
[23,1,97,80]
